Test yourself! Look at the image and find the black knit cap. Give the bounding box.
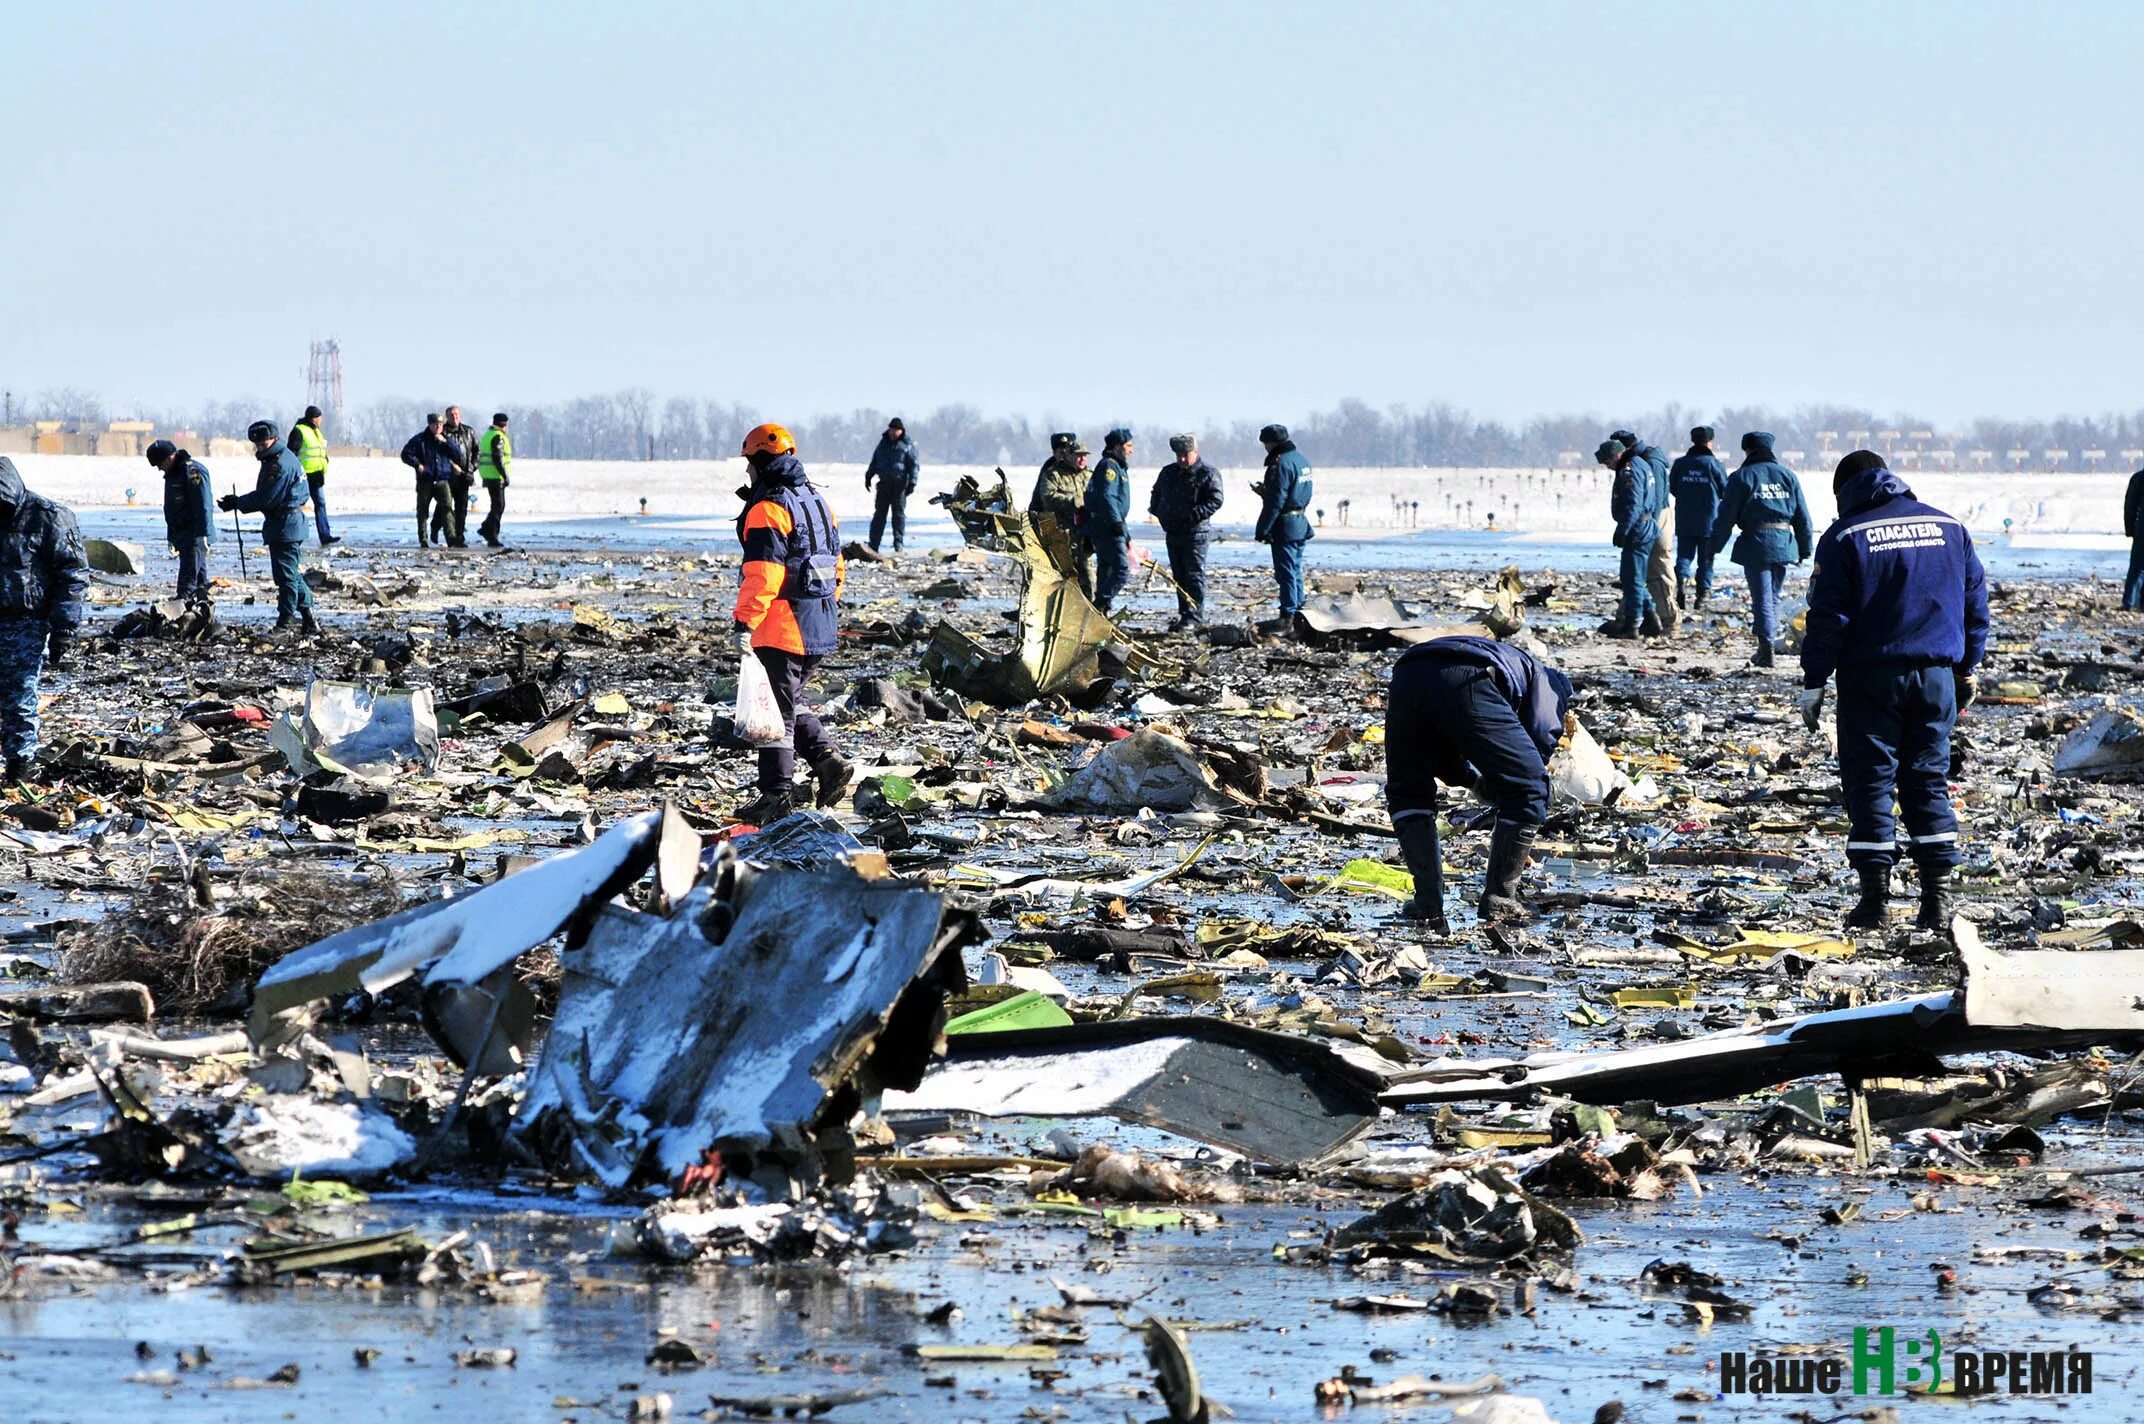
[1833,448,1887,493]
[1691,425,1714,443]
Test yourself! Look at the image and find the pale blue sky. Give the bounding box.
[3,0,2139,427]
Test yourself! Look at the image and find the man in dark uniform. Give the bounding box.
[1149,433,1223,629]
[1385,635,1574,932]
[1668,426,1727,609]
[865,417,920,554]
[1705,431,1814,667]
[1614,431,1678,635]
[1800,450,1989,932]
[1598,438,1657,638]
[2123,462,2144,610]
[1028,433,1093,595]
[1085,427,1135,612]
[1254,423,1313,633]
[0,457,88,784]
[222,421,320,636]
[147,439,215,602]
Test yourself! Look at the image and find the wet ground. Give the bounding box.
[7,525,2144,1421]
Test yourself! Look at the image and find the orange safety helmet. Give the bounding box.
[742,423,796,458]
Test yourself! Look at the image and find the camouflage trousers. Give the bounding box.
[0,616,49,762]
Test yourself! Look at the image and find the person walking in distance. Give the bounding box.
[400,413,464,549]
[221,421,319,636]
[1668,425,1727,610]
[730,423,854,823]
[864,417,919,553]
[146,439,215,603]
[479,413,512,548]
[1149,433,1223,629]
[1705,431,1814,667]
[286,405,339,547]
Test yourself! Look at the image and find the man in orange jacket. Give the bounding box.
[732,423,853,823]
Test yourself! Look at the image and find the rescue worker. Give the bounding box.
[478,412,512,548]
[1149,432,1223,628]
[1614,430,1679,635]
[286,405,339,547]
[146,439,215,602]
[400,413,465,548]
[1028,433,1093,594]
[436,405,481,548]
[1598,439,1657,638]
[864,417,920,553]
[220,421,318,635]
[1385,635,1574,931]
[2123,462,2144,610]
[1254,423,1314,633]
[732,423,853,823]
[1668,426,1727,609]
[1703,431,1814,667]
[1085,427,1135,612]
[1799,450,1988,932]
[0,457,88,784]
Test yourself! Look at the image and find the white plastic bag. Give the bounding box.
[734,651,787,746]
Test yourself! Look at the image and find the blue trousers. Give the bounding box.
[1271,537,1307,618]
[266,538,313,622]
[1092,530,1130,610]
[176,538,210,601]
[0,617,48,762]
[308,474,332,543]
[1746,562,1786,645]
[1837,662,1959,872]
[2125,536,2144,610]
[1163,527,1209,620]
[1617,533,1656,626]
[1386,656,1549,829]
[754,648,832,794]
[869,483,909,551]
[1674,532,1716,595]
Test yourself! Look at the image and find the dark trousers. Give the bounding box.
[431,475,472,545]
[1617,532,1655,626]
[1674,531,1716,595]
[479,480,507,544]
[1271,536,1307,618]
[416,482,450,545]
[869,484,909,551]
[266,537,312,621]
[175,537,210,601]
[306,473,332,543]
[1162,527,1209,620]
[754,648,833,794]
[0,617,47,762]
[1092,528,1130,610]
[1385,658,1549,830]
[2125,536,2144,609]
[1746,562,1786,646]
[1836,661,1959,872]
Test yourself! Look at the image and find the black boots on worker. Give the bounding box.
[1751,640,1776,668]
[732,787,795,826]
[1597,617,1637,639]
[1915,865,1953,933]
[1393,816,1448,934]
[1845,865,1890,929]
[1639,609,1665,638]
[299,611,321,638]
[1478,820,1536,924]
[810,754,855,810]
[1675,575,1687,612]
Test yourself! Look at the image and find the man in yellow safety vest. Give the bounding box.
[478,413,512,549]
[285,405,340,546]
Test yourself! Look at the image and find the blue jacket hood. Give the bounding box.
[1837,465,1914,515]
[0,456,20,511]
[755,452,810,491]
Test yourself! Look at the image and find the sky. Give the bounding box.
[3,0,2140,430]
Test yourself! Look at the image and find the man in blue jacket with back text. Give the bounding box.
[1668,426,1727,610]
[1799,450,1989,934]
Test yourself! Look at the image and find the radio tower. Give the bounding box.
[305,339,345,437]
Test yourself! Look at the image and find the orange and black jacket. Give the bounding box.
[733,453,845,655]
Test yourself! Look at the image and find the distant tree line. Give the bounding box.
[18,385,2144,470]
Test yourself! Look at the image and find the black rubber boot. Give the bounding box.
[811,754,855,809]
[3,757,29,785]
[1598,618,1637,639]
[1915,865,1953,932]
[1751,641,1775,668]
[1675,575,1687,612]
[1478,821,1536,924]
[1393,816,1448,933]
[1845,865,1890,929]
[1694,586,1709,609]
[732,788,795,826]
[299,611,322,638]
[1640,609,1664,637]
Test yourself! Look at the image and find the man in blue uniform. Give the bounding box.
[1598,439,1657,638]
[0,457,88,784]
[1704,431,1814,666]
[2123,464,2144,610]
[1150,433,1223,629]
[1085,428,1135,613]
[1799,450,1989,932]
[221,420,319,636]
[147,438,215,602]
[1668,426,1727,610]
[1614,430,1678,635]
[1384,635,1574,931]
[1254,423,1313,633]
[864,417,920,554]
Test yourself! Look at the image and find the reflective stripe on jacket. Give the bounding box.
[481,427,512,482]
[734,454,845,655]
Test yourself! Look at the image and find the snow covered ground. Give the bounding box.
[8,453,2131,541]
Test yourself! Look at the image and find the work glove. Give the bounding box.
[1797,685,1825,732]
[1955,670,1979,709]
[217,494,239,512]
[733,626,754,654]
[864,473,875,491]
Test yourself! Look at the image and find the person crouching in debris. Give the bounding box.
[222,421,319,637]
[147,438,215,603]
[1385,634,1574,932]
[1704,431,1813,667]
[0,457,88,785]
[1800,450,1989,932]
[731,423,855,823]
